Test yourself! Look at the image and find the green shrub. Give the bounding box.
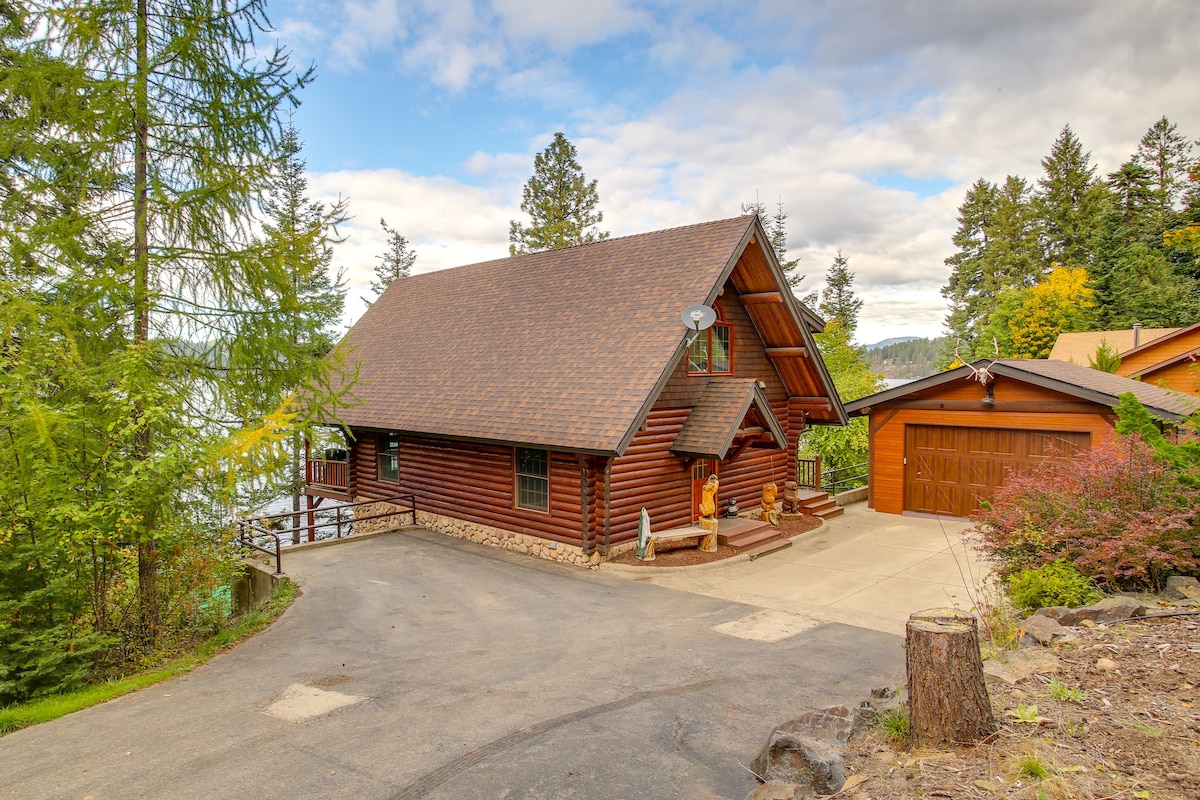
[1007,560,1102,611]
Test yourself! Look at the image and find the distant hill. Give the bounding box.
[864,336,921,351]
[866,336,945,379]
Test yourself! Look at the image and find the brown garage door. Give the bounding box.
[904,425,1090,517]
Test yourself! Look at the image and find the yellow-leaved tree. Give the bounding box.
[982,267,1097,359]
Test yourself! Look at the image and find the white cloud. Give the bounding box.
[292,0,1200,345]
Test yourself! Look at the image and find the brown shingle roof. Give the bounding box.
[670,378,788,459]
[844,359,1200,422]
[327,216,802,454]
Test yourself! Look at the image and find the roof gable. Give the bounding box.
[844,359,1200,423]
[670,378,788,459]
[1048,328,1178,364]
[327,216,843,455]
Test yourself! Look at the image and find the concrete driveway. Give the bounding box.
[0,526,904,800]
[606,503,988,636]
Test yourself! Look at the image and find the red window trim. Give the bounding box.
[687,301,734,375]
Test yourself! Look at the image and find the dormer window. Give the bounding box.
[687,302,732,374]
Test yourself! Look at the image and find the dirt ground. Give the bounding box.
[842,614,1200,799]
[608,514,822,567]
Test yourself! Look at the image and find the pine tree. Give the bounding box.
[257,123,349,542]
[819,250,864,336]
[3,0,349,658]
[1135,116,1193,215]
[1036,125,1109,268]
[1089,341,1121,373]
[369,219,417,299]
[743,198,804,288]
[509,132,608,254]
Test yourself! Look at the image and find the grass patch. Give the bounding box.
[1044,677,1087,704]
[0,579,296,736]
[876,705,910,745]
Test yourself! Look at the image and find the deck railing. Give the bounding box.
[236,494,417,574]
[821,461,868,494]
[797,456,822,491]
[306,458,348,490]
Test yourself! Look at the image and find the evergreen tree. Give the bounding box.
[0,0,350,695]
[256,123,349,542]
[1135,116,1193,215]
[1036,125,1109,269]
[742,197,804,288]
[819,250,863,335]
[369,219,417,299]
[1089,341,1121,373]
[509,132,608,254]
[942,178,997,350]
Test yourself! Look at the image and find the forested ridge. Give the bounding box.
[941,119,1200,366]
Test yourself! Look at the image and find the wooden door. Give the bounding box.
[691,459,718,520]
[905,425,1089,517]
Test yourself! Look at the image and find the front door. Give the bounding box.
[692,459,719,520]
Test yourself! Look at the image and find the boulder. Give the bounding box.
[983,649,1061,685]
[1163,576,1200,601]
[744,780,805,800]
[751,730,845,795]
[777,705,855,746]
[1056,596,1145,626]
[1017,613,1078,646]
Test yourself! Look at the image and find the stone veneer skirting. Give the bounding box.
[354,498,604,570]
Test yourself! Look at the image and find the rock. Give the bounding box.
[778,705,855,746]
[1017,614,1078,646]
[1056,596,1145,626]
[751,730,845,795]
[1096,657,1118,672]
[744,780,805,800]
[1163,576,1200,601]
[1034,606,1069,622]
[852,688,903,739]
[1171,598,1200,608]
[983,649,1061,684]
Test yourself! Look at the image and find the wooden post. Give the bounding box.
[905,607,996,748]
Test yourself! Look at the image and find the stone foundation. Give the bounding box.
[353,497,603,569]
[353,500,417,535]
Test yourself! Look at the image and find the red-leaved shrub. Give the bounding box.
[971,434,1200,592]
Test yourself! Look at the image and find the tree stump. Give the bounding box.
[905,607,996,748]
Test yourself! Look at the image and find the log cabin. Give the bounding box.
[303,216,847,566]
[844,358,1200,518]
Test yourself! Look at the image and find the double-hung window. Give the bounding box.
[687,303,732,374]
[515,448,549,513]
[378,432,399,483]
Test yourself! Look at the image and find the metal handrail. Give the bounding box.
[821,462,868,494]
[236,495,417,574]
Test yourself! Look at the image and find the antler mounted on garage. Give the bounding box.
[956,338,999,387]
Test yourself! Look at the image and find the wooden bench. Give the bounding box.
[638,525,718,561]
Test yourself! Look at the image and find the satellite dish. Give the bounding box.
[681,305,717,332]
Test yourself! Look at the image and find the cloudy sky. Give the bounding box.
[272,0,1199,345]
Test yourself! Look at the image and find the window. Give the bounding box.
[687,303,732,374]
[515,447,549,512]
[378,432,399,483]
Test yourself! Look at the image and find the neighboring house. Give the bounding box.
[1114,322,1200,394]
[304,216,846,564]
[1048,326,1177,365]
[843,359,1200,518]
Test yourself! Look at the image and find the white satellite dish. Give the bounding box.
[681,304,717,332]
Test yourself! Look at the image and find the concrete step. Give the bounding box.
[742,538,793,559]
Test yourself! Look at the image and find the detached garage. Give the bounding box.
[844,359,1200,518]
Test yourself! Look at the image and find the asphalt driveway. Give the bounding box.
[0,528,903,800]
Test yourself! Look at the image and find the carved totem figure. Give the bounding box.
[699,474,720,518]
[760,482,778,522]
[782,480,800,514]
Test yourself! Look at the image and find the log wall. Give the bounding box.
[351,431,587,545]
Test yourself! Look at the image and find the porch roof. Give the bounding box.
[670,378,788,459]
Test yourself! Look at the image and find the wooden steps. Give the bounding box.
[717,520,792,559]
[795,489,844,520]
